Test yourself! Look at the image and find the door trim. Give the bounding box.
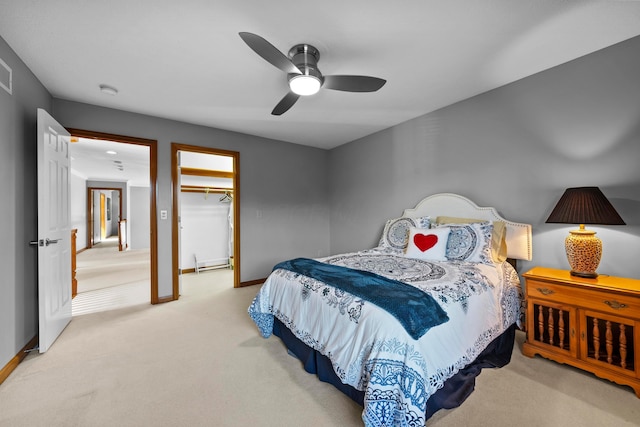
[67,128,160,304]
[86,187,123,248]
[171,143,240,295]
[100,193,106,240]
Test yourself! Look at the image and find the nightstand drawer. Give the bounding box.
[572,288,640,318]
[526,279,640,318]
[526,279,571,300]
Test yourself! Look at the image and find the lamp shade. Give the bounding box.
[546,187,625,278]
[546,187,625,225]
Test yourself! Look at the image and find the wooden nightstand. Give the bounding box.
[522,267,640,397]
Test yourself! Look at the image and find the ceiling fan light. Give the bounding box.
[289,75,321,96]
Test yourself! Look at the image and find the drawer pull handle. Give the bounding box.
[604,300,627,310]
[537,288,555,295]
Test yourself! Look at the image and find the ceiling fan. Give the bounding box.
[239,32,386,116]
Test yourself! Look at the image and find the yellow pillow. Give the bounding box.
[435,216,507,262]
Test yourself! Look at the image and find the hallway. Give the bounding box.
[72,237,149,316]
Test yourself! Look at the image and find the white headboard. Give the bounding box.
[402,193,533,261]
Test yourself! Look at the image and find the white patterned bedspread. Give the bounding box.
[249,247,522,427]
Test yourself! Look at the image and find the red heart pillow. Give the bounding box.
[414,233,438,252]
[405,227,450,261]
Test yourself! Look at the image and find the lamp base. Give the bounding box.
[565,226,602,279]
[570,270,598,279]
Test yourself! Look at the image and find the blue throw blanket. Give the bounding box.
[273,258,449,340]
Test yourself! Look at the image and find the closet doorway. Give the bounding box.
[171,143,240,296]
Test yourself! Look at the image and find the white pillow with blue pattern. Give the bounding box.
[434,221,494,264]
[378,216,431,251]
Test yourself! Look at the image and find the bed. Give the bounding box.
[249,193,532,426]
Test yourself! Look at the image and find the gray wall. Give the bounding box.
[329,36,640,279]
[129,186,150,250]
[51,99,331,296]
[0,37,52,369]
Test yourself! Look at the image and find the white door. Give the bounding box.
[36,108,72,353]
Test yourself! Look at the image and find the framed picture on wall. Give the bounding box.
[107,197,111,221]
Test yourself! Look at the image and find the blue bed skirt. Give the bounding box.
[272,319,516,419]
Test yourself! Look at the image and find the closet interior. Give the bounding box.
[179,151,234,274]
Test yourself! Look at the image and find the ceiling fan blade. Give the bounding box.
[271,92,300,116]
[239,32,301,75]
[323,75,386,92]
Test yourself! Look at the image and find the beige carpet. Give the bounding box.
[73,237,150,316]
[1,269,639,426]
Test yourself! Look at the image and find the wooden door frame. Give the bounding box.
[87,187,123,248]
[67,128,160,304]
[171,143,240,295]
[100,193,106,240]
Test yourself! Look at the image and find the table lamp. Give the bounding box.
[546,187,625,278]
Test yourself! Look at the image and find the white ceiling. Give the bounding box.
[2,1,640,156]
[69,137,236,187]
[70,137,150,187]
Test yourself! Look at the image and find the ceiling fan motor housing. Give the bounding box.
[288,44,323,84]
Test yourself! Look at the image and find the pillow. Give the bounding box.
[378,216,431,250]
[435,216,507,262]
[404,227,450,261]
[434,221,494,264]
